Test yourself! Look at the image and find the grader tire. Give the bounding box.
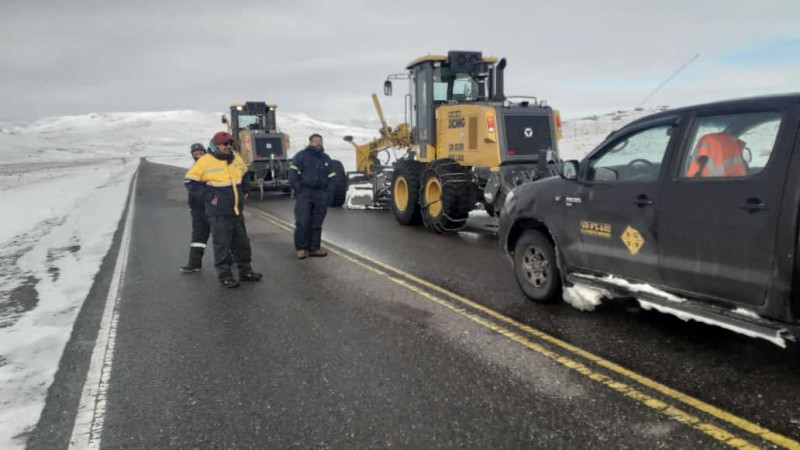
[420,159,474,233]
[391,160,423,225]
[329,160,347,207]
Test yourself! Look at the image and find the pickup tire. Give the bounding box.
[513,229,562,303]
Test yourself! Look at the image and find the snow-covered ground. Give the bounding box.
[558,107,666,160]
[0,106,647,448]
[0,110,377,171]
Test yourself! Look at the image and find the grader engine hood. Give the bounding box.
[497,108,557,163]
[237,130,288,167]
[252,134,286,158]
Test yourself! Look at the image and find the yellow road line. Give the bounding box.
[250,209,799,449]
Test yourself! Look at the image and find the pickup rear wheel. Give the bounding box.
[513,230,562,303]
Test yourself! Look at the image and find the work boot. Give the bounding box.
[219,273,240,289]
[180,263,201,273]
[296,250,308,260]
[181,246,204,273]
[308,249,328,257]
[240,270,263,282]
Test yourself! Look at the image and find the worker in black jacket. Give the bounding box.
[181,143,210,273]
[289,133,336,259]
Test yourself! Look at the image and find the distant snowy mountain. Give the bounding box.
[0,110,377,170]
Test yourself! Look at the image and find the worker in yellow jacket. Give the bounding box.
[185,131,263,288]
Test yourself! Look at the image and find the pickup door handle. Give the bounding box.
[738,198,768,212]
[633,195,655,207]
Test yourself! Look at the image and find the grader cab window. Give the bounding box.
[451,75,478,101]
[238,115,263,130]
[432,66,482,102]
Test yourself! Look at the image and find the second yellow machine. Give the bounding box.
[345,50,562,232]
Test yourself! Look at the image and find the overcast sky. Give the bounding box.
[2,0,798,123]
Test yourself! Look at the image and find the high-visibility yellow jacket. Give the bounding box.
[185,152,249,216]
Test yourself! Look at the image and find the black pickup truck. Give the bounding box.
[499,94,800,347]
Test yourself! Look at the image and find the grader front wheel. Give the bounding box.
[391,160,423,225]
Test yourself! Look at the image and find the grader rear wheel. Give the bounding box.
[420,159,474,233]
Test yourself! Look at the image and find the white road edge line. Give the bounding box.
[68,171,138,449]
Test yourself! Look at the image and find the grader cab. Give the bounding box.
[222,102,292,199]
[344,50,562,232]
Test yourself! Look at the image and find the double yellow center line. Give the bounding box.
[249,208,799,450]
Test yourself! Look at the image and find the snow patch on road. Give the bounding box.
[562,284,609,311]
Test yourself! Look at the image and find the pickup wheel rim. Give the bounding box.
[522,246,549,288]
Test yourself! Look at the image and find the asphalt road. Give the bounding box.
[28,161,800,449]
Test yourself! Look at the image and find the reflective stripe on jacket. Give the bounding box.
[687,132,747,178]
[185,152,249,216]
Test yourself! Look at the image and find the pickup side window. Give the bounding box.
[586,123,674,182]
[679,112,782,179]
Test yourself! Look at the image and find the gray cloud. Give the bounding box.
[1,0,798,123]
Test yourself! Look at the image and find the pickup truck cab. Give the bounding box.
[499,94,800,347]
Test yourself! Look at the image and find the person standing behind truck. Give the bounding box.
[289,133,336,259]
[181,143,210,273]
[185,132,263,288]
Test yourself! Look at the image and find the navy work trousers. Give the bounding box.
[187,208,210,266]
[294,188,328,251]
[210,214,253,276]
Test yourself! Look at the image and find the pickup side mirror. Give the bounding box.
[221,115,228,124]
[560,160,579,180]
[384,80,393,96]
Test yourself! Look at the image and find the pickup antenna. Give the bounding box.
[635,54,699,109]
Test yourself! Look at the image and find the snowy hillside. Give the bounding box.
[0,110,377,170]
[558,106,669,160]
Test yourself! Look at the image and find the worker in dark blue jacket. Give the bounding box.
[181,143,210,272]
[289,133,336,259]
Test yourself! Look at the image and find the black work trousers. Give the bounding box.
[294,188,328,251]
[187,208,211,266]
[209,214,253,277]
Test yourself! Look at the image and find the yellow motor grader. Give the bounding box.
[222,102,292,200]
[222,101,347,204]
[344,50,562,232]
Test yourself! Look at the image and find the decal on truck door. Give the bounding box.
[621,226,645,255]
[580,221,612,239]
